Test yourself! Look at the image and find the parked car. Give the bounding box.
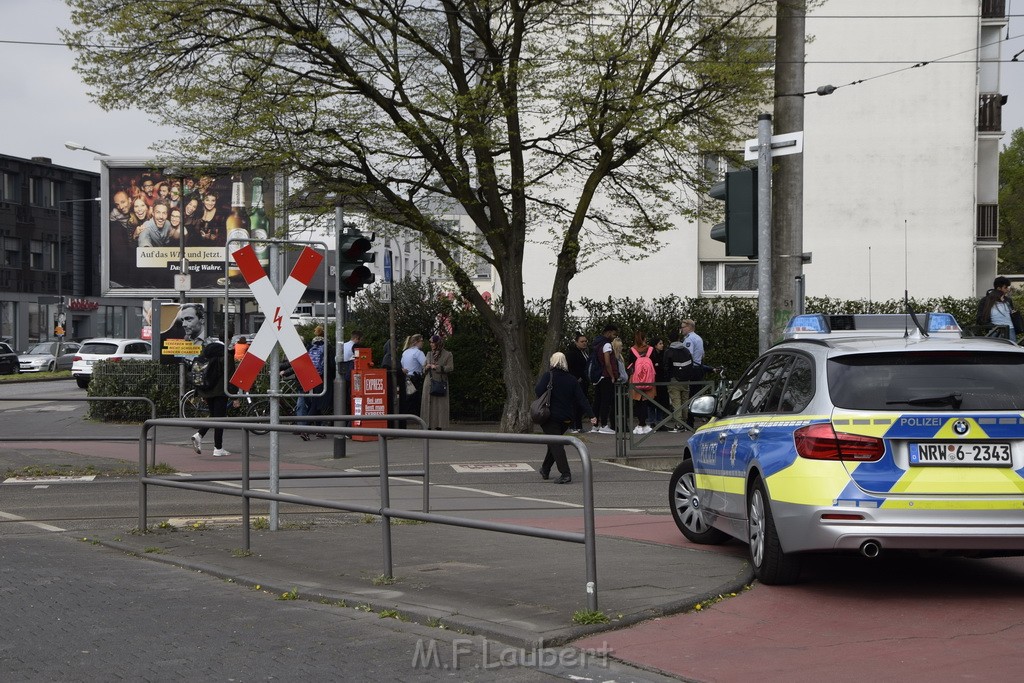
[19,341,82,373]
[71,338,152,388]
[670,312,1024,585]
[0,341,18,375]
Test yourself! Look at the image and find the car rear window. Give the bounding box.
[828,351,1024,411]
[79,343,119,356]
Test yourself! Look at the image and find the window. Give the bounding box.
[0,300,14,340]
[28,177,39,205]
[744,354,793,415]
[700,261,758,294]
[725,263,756,291]
[475,255,490,279]
[3,237,20,267]
[30,240,44,269]
[701,263,717,291]
[779,356,814,413]
[0,172,18,202]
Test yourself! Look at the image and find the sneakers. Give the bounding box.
[642,425,653,434]
[212,448,230,457]
[632,425,643,435]
[569,428,580,434]
[190,432,202,455]
[596,426,615,435]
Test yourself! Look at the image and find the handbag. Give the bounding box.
[405,376,417,395]
[429,378,448,396]
[530,373,554,424]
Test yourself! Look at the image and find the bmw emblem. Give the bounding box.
[952,419,969,436]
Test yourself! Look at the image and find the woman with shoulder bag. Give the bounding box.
[536,352,593,485]
[421,334,454,429]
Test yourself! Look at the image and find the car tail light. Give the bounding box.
[794,422,884,462]
[73,355,82,361]
[108,356,122,362]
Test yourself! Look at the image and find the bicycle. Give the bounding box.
[179,370,300,420]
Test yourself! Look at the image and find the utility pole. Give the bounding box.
[771,0,807,341]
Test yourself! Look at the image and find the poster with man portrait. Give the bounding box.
[100,161,275,296]
[153,301,205,364]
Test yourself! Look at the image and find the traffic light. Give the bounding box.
[708,167,758,258]
[338,231,376,294]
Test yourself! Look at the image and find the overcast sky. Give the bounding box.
[4,0,1024,173]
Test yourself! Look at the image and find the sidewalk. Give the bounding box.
[5,419,752,656]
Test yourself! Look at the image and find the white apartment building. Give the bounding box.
[518,0,1007,303]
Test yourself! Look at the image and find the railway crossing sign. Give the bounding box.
[230,244,325,392]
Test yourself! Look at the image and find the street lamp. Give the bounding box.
[55,197,100,345]
[64,141,110,157]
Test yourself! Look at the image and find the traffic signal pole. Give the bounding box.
[756,114,773,354]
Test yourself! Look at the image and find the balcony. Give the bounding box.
[977,204,998,241]
[979,94,1005,132]
[982,0,1006,19]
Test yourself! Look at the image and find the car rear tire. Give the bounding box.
[747,476,801,585]
[75,376,89,388]
[46,360,55,373]
[669,458,730,544]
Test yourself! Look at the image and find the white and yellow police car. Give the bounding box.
[669,312,1024,584]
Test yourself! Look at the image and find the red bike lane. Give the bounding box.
[576,552,1024,681]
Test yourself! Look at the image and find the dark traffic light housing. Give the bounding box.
[338,231,376,294]
[709,167,757,258]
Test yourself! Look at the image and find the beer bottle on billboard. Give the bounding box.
[249,177,270,266]
[226,174,250,249]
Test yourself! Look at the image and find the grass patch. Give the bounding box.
[3,462,177,479]
[251,517,269,530]
[143,547,164,554]
[231,548,253,558]
[379,609,407,621]
[278,588,299,600]
[572,609,611,625]
[371,574,398,586]
[0,370,70,383]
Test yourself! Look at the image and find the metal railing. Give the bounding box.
[137,415,601,611]
[611,377,728,458]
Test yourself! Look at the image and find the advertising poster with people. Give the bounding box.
[154,301,205,364]
[101,163,274,296]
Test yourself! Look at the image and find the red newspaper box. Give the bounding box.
[351,348,387,442]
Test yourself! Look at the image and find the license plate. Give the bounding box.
[909,442,1012,466]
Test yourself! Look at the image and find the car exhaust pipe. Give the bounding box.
[860,540,881,558]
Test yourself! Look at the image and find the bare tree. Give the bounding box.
[66,0,775,430]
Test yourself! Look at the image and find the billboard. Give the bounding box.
[101,161,275,296]
[151,300,206,363]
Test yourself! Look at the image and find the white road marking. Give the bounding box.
[0,510,65,532]
[3,475,97,484]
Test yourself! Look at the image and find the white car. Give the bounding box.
[71,338,152,388]
[19,341,81,373]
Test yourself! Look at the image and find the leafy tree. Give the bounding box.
[65,0,776,430]
[999,128,1024,274]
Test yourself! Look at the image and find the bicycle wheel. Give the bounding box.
[244,398,271,435]
[180,390,209,420]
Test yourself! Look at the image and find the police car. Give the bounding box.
[669,312,1024,584]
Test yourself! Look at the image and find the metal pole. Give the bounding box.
[379,437,393,578]
[757,113,773,354]
[334,203,347,459]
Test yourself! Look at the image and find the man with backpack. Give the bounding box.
[190,340,231,457]
[662,329,696,432]
[587,324,619,434]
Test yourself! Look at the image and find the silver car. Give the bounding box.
[671,312,1024,584]
[19,341,81,373]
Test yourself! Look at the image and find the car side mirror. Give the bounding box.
[689,395,717,417]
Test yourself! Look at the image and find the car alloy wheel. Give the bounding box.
[669,459,729,544]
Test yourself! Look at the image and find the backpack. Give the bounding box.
[308,342,325,375]
[587,337,605,383]
[630,347,656,391]
[664,345,696,382]
[191,355,217,391]
[976,295,988,326]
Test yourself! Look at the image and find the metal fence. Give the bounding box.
[137,415,601,611]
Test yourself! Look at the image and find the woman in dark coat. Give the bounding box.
[535,352,592,484]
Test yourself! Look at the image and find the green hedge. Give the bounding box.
[87,286,993,423]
